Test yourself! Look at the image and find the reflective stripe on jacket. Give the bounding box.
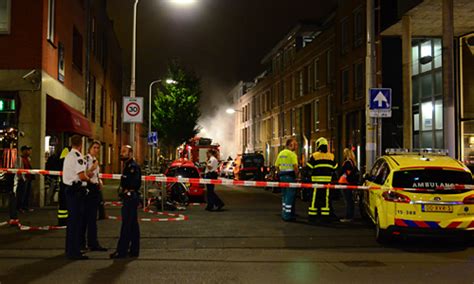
[304,151,338,184]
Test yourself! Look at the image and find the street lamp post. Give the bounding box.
[129,0,139,150]
[129,0,196,151]
[148,79,177,171]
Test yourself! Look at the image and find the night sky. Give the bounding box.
[107,0,336,156]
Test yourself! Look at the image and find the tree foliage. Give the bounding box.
[152,61,201,155]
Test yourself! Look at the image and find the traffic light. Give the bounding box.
[0,99,4,111]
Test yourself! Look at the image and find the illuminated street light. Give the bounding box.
[148,78,178,169]
[129,0,196,150]
[169,0,197,5]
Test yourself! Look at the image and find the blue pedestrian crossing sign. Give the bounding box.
[148,131,158,146]
[369,88,392,118]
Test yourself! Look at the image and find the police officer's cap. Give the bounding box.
[315,137,328,150]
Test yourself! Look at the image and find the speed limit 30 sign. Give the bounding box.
[123,97,144,123]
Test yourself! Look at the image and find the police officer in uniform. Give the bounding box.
[110,145,141,259]
[80,141,107,252]
[275,138,299,221]
[304,137,338,223]
[57,146,71,226]
[63,135,90,260]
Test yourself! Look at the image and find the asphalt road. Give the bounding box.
[0,183,473,284]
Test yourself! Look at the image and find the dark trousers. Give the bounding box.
[65,185,86,258]
[98,189,106,220]
[116,191,140,257]
[16,179,32,210]
[7,190,18,219]
[80,184,100,248]
[58,182,68,226]
[280,174,296,221]
[342,189,355,219]
[308,187,335,223]
[205,172,224,209]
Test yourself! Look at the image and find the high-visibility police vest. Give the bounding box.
[275,149,298,172]
[305,152,338,183]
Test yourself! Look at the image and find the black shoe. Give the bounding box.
[205,207,215,211]
[68,255,89,260]
[129,252,139,258]
[216,204,225,211]
[90,246,108,252]
[110,251,127,259]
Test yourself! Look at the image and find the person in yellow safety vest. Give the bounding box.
[275,138,299,222]
[57,146,71,226]
[304,137,338,223]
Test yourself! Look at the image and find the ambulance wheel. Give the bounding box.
[375,212,390,244]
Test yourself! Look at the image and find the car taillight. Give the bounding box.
[463,194,474,204]
[382,191,411,203]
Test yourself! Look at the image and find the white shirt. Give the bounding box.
[62,148,86,186]
[85,154,99,184]
[205,156,219,174]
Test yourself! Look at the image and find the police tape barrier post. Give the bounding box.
[2,168,474,192]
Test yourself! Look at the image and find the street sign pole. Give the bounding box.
[365,0,377,172]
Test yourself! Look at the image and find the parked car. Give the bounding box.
[360,149,474,243]
[164,159,205,201]
[234,153,265,181]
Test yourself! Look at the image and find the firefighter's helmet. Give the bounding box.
[315,137,328,151]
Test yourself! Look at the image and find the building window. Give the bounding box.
[279,81,284,105]
[279,112,284,137]
[314,58,320,89]
[108,144,112,165]
[353,8,363,48]
[314,100,320,131]
[285,111,291,136]
[412,38,443,149]
[91,17,96,55]
[90,76,96,122]
[340,19,349,54]
[0,0,11,34]
[46,0,55,41]
[291,75,296,100]
[327,50,334,84]
[111,99,115,132]
[342,69,350,103]
[354,62,364,99]
[100,88,106,127]
[298,71,304,97]
[308,65,314,92]
[72,27,83,72]
[101,34,108,70]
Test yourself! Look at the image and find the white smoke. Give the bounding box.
[198,105,236,161]
[198,82,237,161]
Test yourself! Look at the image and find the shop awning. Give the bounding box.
[46,96,92,137]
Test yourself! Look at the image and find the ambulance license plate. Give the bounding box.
[421,204,453,213]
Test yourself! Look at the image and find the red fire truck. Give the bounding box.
[178,137,220,172]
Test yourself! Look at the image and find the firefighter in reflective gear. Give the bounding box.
[304,137,338,223]
[275,138,299,221]
[58,146,71,226]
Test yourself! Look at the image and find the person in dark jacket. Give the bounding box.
[110,145,142,259]
[338,148,358,223]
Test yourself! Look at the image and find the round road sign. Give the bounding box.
[126,102,140,117]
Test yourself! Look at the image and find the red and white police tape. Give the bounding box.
[2,168,474,192]
[0,219,66,231]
